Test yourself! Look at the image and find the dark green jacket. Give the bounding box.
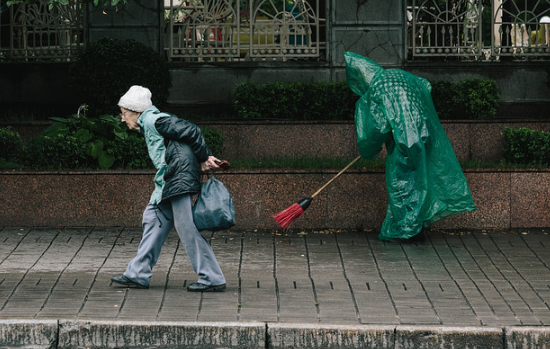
[138,106,211,204]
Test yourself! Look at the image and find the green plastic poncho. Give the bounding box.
[344,52,476,241]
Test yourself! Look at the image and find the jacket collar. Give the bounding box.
[137,105,160,129]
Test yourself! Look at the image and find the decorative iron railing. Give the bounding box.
[163,0,324,62]
[0,0,83,62]
[408,0,550,61]
[2,0,549,63]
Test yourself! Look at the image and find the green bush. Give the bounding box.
[107,133,153,169]
[232,80,262,118]
[1,108,224,170]
[303,82,358,120]
[233,81,357,120]
[430,81,459,119]
[234,78,498,120]
[456,78,500,119]
[201,127,224,156]
[431,78,500,119]
[0,127,24,162]
[24,133,89,169]
[70,38,172,117]
[501,126,550,166]
[43,106,130,169]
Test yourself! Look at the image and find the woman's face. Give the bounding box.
[120,108,140,130]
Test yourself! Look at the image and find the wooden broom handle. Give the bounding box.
[311,155,362,198]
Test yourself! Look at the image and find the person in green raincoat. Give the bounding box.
[344,52,476,243]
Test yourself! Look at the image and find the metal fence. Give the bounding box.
[3,0,550,63]
[0,0,83,62]
[408,0,550,61]
[163,0,324,62]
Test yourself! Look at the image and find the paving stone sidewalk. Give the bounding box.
[1,226,550,348]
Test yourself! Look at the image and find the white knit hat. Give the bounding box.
[118,85,153,112]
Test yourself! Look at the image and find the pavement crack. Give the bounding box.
[303,236,320,322]
[36,227,93,317]
[365,232,399,322]
[156,237,180,318]
[486,233,548,323]
[335,234,362,324]
[237,231,244,321]
[77,227,126,317]
[463,234,523,324]
[196,293,203,321]
[433,233,482,325]
[399,243,442,325]
[0,228,31,267]
[443,233,499,324]
[272,232,280,322]
[0,228,61,313]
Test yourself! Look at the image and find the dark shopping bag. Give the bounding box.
[192,174,235,231]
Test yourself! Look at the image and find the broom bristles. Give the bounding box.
[273,203,304,230]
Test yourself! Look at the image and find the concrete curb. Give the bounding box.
[267,323,396,348]
[505,326,550,349]
[394,326,503,349]
[267,324,506,348]
[4,320,550,348]
[57,320,266,349]
[0,319,58,349]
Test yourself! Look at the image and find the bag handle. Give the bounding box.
[200,170,217,183]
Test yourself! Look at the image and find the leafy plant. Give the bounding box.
[0,104,226,170]
[70,37,172,117]
[0,127,24,162]
[42,105,129,169]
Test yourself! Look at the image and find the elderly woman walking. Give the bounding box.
[111,85,226,292]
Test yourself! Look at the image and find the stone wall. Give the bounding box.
[1,169,549,230]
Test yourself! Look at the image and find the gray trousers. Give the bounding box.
[123,194,226,287]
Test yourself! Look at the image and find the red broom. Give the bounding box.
[274,156,362,229]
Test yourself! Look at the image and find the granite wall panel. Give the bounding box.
[0,170,541,231]
[510,171,550,228]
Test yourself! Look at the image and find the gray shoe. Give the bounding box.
[111,274,149,289]
[187,282,226,292]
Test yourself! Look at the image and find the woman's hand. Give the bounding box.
[201,156,221,172]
